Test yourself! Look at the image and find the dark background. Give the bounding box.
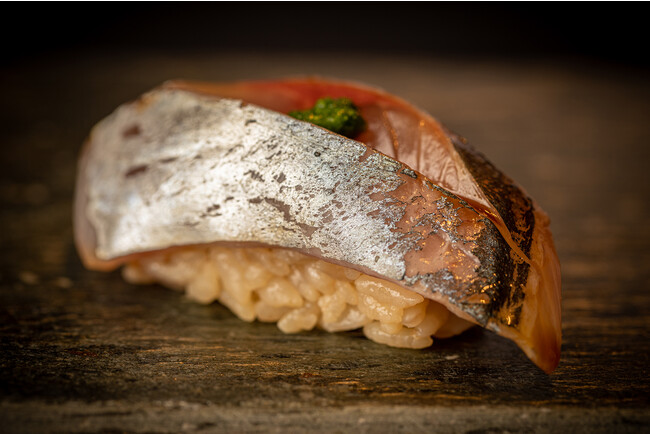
[4,3,647,67]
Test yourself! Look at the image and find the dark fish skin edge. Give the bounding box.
[448,132,535,330]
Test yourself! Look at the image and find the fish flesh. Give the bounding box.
[74,78,561,372]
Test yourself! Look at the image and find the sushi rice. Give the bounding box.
[123,247,473,348]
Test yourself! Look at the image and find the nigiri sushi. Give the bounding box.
[74,78,561,373]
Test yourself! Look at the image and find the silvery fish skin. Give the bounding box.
[75,81,561,372]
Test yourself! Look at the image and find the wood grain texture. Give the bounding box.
[1,53,648,433]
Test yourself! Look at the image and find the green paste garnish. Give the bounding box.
[289,97,366,138]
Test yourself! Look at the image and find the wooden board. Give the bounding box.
[1,53,648,433]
